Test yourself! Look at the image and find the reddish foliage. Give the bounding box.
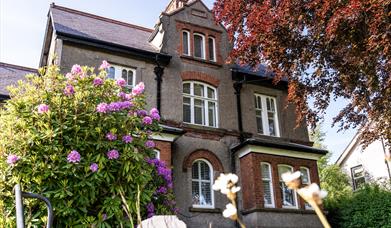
[213,0,390,149]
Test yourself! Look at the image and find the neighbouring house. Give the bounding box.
[336,132,391,190]
[1,0,328,227]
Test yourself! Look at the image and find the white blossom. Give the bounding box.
[298,183,328,204]
[281,171,301,183]
[231,186,241,193]
[222,203,237,218]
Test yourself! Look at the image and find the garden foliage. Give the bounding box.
[0,63,176,227]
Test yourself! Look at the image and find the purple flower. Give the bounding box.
[99,60,110,70]
[106,132,117,141]
[90,163,98,172]
[107,102,121,112]
[116,79,126,87]
[67,150,81,163]
[145,140,155,148]
[63,84,75,96]
[122,135,133,144]
[107,149,120,160]
[93,77,103,86]
[37,104,49,114]
[156,186,167,194]
[137,110,147,117]
[71,64,82,74]
[150,112,160,121]
[102,213,107,221]
[96,103,108,113]
[150,108,159,115]
[167,182,173,189]
[146,202,154,218]
[6,154,20,165]
[143,116,153,125]
[118,92,126,100]
[132,82,145,95]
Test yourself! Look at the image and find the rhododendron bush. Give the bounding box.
[0,63,176,227]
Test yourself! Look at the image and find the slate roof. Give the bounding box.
[0,62,36,98]
[50,4,159,53]
[232,64,288,82]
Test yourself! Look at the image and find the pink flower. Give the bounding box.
[132,82,145,95]
[116,79,127,87]
[99,60,110,70]
[67,150,81,163]
[143,116,153,125]
[107,149,120,160]
[106,132,117,141]
[145,140,155,148]
[65,73,74,80]
[93,77,103,86]
[6,154,20,165]
[37,104,49,114]
[90,163,99,172]
[122,135,133,143]
[64,84,75,96]
[96,103,108,113]
[71,64,82,74]
[150,112,160,121]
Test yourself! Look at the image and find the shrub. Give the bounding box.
[327,184,391,228]
[0,63,175,227]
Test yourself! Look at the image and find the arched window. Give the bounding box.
[108,66,115,79]
[183,81,218,127]
[153,149,160,160]
[106,64,136,87]
[193,33,205,59]
[121,69,135,87]
[278,165,298,208]
[182,30,190,56]
[208,37,216,62]
[192,159,214,208]
[261,162,275,207]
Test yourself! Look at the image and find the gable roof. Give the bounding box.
[0,62,36,99]
[50,4,158,53]
[336,131,361,166]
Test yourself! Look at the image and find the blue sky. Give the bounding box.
[0,0,356,161]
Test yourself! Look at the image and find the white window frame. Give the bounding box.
[193,33,206,59]
[154,149,160,160]
[107,65,137,88]
[261,162,275,208]
[351,165,366,190]
[192,159,215,208]
[208,37,216,62]
[183,81,218,128]
[182,30,191,56]
[254,94,280,137]
[300,167,313,209]
[278,165,298,209]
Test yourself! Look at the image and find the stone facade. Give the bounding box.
[35,1,328,227]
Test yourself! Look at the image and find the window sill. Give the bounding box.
[180,55,222,67]
[189,207,222,213]
[242,207,323,215]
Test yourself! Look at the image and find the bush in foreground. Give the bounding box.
[0,63,175,227]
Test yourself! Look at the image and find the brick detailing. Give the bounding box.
[240,153,319,210]
[176,20,223,65]
[154,140,172,168]
[181,71,220,87]
[182,149,224,172]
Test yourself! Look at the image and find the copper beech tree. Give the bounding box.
[213,0,390,149]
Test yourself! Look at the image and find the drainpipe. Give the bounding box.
[381,138,391,180]
[154,55,164,112]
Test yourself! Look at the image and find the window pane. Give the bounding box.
[192,162,199,179]
[108,67,115,79]
[127,70,134,86]
[194,99,204,125]
[201,182,212,205]
[208,38,215,61]
[183,83,191,94]
[194,84,204,97]
[122,69,127,81]
[300,168,310,184]
[268,113,276,136]
[266,97,271,111]
[183,31,189,55]
[256,116,263,134]
[194,35,204,58]
[200,161,210,180]
[280,182,296,206]
[263,180,272,205]
[192,181,200,205]
[207,87,215,99]
[261,163,271,179]
[208,102,216,127]
[278,166,292,180]
[183,97,191,123]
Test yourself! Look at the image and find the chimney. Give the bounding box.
[165,0,189,13]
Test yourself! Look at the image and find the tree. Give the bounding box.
[213,0,390,150]
[0,64,176,227]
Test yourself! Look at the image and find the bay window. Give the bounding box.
[278,165,298,208]
[261,162,275,207]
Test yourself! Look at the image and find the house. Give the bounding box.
[336,132,390,190]
[0,62,37,102]
[1,0,328,227]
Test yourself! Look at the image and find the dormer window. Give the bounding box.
[208,37,216,62]
[193,33,205,59]
[254,94,280,137]
[182,30,190,56]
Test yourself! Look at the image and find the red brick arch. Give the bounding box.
[182,149,224,172]
[181,71,220,87]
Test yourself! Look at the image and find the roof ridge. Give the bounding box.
[51,4,154,33]
[0,62,37,72]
